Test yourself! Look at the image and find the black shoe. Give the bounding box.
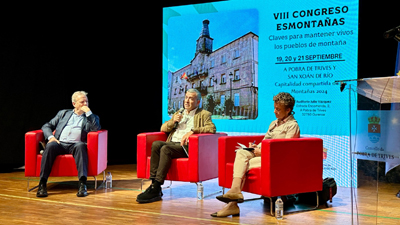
[77,183,88,197]
[136,183,163,203]
[396,190,400,198]
[36,183,48,197]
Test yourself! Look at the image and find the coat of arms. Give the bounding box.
[368,115,381,143]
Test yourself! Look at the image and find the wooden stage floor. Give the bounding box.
[1,164,400,224]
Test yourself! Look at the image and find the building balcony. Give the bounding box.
[188,69,208,81]
[196,85,208,96]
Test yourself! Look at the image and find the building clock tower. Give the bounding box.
[196,19,213,55]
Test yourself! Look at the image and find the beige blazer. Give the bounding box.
[263,115,300,140]
[161,108,216,142]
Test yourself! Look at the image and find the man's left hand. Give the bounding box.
[181,131,194,146]
[80,106,91,113]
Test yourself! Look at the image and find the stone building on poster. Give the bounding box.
[168,19,258,119]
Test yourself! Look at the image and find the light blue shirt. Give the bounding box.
[48,111,92,143]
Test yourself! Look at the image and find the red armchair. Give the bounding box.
[137,132,227,199]
[218,135,323,215]
[25,129,108,191]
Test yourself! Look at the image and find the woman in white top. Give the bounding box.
[211,92,300,217]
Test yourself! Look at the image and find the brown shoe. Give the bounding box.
[211,203,240,217]
[216,192,244,203]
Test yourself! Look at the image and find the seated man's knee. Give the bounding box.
[45,141,59,150]
[151,141,165,153]
[42,142,60,155]
[160,145,172,156]
[73,142,87,153]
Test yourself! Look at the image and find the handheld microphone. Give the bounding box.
[173,108,185,129]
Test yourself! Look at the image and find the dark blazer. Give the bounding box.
[42,109,101,143]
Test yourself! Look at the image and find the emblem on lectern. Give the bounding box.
[323,147,328,160]
[368,115,381,143]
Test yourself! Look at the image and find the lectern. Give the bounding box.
[335,76,400,224]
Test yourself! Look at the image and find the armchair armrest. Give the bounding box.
[187,133,227,182]
[137,132,168,178]
[218,135,264,187]
[25,130,44,177]
[87,130,108,175]
[260,137,323,196]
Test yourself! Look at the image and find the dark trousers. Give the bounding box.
[40,141,88,181]
[150,141,188,184]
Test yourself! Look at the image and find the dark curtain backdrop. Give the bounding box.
[0,1,398,171]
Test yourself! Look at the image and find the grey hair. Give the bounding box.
[72,91,88,103]
[186,88,201,101]
[273,92,295,114]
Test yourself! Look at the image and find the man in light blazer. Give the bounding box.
[36,91,101,198]
[136,88,216,203]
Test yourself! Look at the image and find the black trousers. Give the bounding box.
[40,141,88,181]
[150,141,188,184]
